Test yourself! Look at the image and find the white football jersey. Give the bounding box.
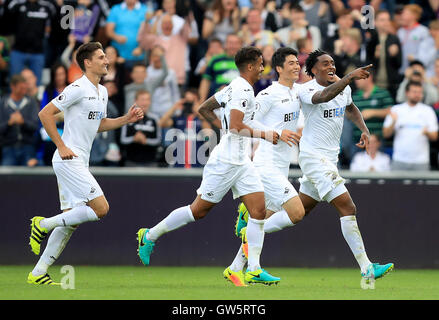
[298,79,352,162]
[383,102,438,164]
[51,75,108,166]
[253,81,302,168]
[211,77,257,165]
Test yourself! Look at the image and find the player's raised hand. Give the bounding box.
[280,129,301,147]
[356,132,370,154]
[58,145,78,160]
[264,130,279,145]
[126,104,144,123]
[350,64,373,81]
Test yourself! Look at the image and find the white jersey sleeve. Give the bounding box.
[51,84,83,111]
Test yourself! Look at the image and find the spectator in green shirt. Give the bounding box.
[198,34,242,103]
[0,36,10,95]
[352,71,394,149]
[341,71,394,167]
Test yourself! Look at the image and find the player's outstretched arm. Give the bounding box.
[39,102,78,160]
[198,96,222,129]
[229,109,279,144]
[311,64,373,104]
[98,104,144,132]
[346,102,370,154]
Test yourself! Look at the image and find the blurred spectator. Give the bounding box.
[322,8,354,54]
[45,0,70,68]
[239,8,281,48]
[366,9,402,100]
[333,28,364,79]
[350,134,391,172]
[120,89,161,166]
[138,13,192,87]
[124,56,169,115]
[0,35,9,95]
[418,19,439,78]
[276,4,321,51]
[159,88,211,168]
[146,46,180,118]
[8,0,56,85]
[90,100,121,166]
[106,0,151,69]
[202,0,241,43]
[194,38,224,77]
[61,35,84,83]
[21,68,41,104]
[254,44,276,94]
[198,33,241,102]
[299,0,331,37]
[71,0,101,45]
[427,57,439,89]
[38,63,69,166]
[150,0,185,35]
[0,74,39,166]
[383,81,438,171]
[296,37,312,83]
[396,60,439,106]
[101,45,127,112]
[250,0,281,32]
[397,4,433,76]
[352,72,393,151]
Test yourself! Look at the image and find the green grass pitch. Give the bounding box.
[2,266,439,300]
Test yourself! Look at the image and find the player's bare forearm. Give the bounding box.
[346,103,370,135]
[39,103,66,149]
[98,116,129,133]
[312,74,353,104]
[198,96,222,129]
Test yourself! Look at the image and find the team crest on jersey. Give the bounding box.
[240,99,248,108]
[57,93,66,101]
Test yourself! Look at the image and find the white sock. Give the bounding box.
[32,226,76,276]
[146,205,195,242]
[264,209,294,233]
[340,215,372,273]
[229,246,247,272]
[40,206,99,232]
[246,217,265,272]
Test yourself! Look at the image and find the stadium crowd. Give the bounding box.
[0,0,439,171]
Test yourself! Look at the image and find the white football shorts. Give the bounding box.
[53,160,104,210]
[255,164,298,212]
[298,151,347,203]
[196,158,264,203]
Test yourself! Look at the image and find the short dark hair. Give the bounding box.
[305,49,328,78]
[405,80,423,92]
[290,3,304,12]
[272,47,298,77]
[235,46,262,72]
[409,59,424,69]
[76,42,104,72]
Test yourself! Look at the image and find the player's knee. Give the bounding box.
[191,207,208,220]
[340,202,356,216]
[291,206,305,224]
[94,201,110,219]
[249,207,266,220]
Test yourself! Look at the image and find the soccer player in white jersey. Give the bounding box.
[297,50,394,283]
[224,48,305,286]
[27,42,144,285]
[233,50,394,286]
[136,47,298,285]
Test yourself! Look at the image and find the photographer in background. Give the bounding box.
[396,60,439,106]
[159,88,212,168]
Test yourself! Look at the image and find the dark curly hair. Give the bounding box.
[235,46,262,72]
[305,49,328,78]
